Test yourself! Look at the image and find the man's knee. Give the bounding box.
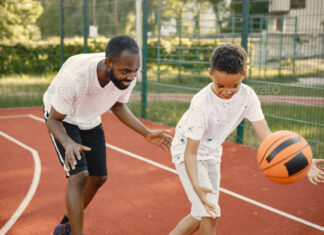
[87,175,108,189]
[68,171,89,190]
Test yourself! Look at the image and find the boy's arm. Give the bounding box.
[111,102,172,150]
[251,119,324,185]
[184,138,217,218]
[250,119,272,142]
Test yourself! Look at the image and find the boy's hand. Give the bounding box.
[145,130,173,151]
[195,186,217,219]
[307,159,324,185]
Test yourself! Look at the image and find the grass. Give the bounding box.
[0,74,54,107]
[128,100,323,159]
[1,72,323,158]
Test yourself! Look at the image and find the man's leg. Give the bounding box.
[81,124,108,209]
[169,214,200,235]
[83,175,108,209]
[66,171,89,235]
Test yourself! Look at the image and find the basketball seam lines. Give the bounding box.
[265,163,311,178]
[261,144,310,172]
[259,134,292,165]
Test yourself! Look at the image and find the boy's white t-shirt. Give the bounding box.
[171,83,264,165]
[43,53,136,130]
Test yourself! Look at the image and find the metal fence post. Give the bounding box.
[195,9,201,79]
[157,7,161,83]
[83,0,88,53]
[279,16,284,77]
[141,0,148,118]
[231,13,235,43]
[236,0,249,144]
[292,16,298,80]
[60,0,65,65]
[178,9,182,81]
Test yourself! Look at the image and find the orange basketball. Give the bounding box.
[257,130,312,184]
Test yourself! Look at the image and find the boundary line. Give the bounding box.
[0,114,323,232]
[107,143,324,232]
[0,131,41,235]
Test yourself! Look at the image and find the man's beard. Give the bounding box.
[108,68,131,90]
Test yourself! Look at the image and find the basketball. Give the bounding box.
[257,130,313,184]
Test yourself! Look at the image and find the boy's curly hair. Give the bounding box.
[210,44,247,74]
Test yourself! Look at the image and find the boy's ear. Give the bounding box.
[208,68,214,78]
[242,71,246,80]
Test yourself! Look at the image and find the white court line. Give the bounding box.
[106,145,324,232]
[1,114,323,232]
[0,114,29,119]
[0,131,41,235]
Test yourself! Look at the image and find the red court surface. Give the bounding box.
[0,107,323,235]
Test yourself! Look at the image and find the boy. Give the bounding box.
[169,44,324,234]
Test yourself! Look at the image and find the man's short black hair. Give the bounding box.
[210,44,247,74]
[105,35,139,60]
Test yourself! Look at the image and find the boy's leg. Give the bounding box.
[172,162,204,235]
[173,160,221,234]
[169,214,200,235]
[199,159,221,234]
[200,217,218,235]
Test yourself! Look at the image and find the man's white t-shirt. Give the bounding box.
[171,83,264,165]
[43,53,136,130]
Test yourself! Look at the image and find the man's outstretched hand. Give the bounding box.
[145,130,173,151]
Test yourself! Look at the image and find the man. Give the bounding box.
[43,35,172,235]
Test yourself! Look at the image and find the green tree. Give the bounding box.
[37,0,136,38]
[0,0,43,44]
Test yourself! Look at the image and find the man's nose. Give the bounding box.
[127,73,136,80]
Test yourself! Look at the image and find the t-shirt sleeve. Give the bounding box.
[51,72,79,115]
[117,79,136,103]
[245,88,265,122]
[182,105,207,140]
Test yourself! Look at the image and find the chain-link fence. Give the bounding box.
[1,0,323,157]
[138,0,324,158]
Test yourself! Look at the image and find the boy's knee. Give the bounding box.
[202,216,218,226]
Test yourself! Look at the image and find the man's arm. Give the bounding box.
[184,138,217,218]
[111,102,172,150]
[47,107,91,170]
[111,102,150,137]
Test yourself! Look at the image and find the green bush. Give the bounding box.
[0,36,108,75]
[0,36,225,76]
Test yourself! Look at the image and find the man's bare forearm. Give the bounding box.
[111,103,150,137]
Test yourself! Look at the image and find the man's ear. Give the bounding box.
[105,58,112,71]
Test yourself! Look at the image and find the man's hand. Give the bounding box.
[307,159,324,185]
[195,186,217,218]
[145,130,173,151]
[64,142,91,171]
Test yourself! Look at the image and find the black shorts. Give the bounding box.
[44,111,107,177]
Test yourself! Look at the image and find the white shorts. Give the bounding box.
[175,159,221,221]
